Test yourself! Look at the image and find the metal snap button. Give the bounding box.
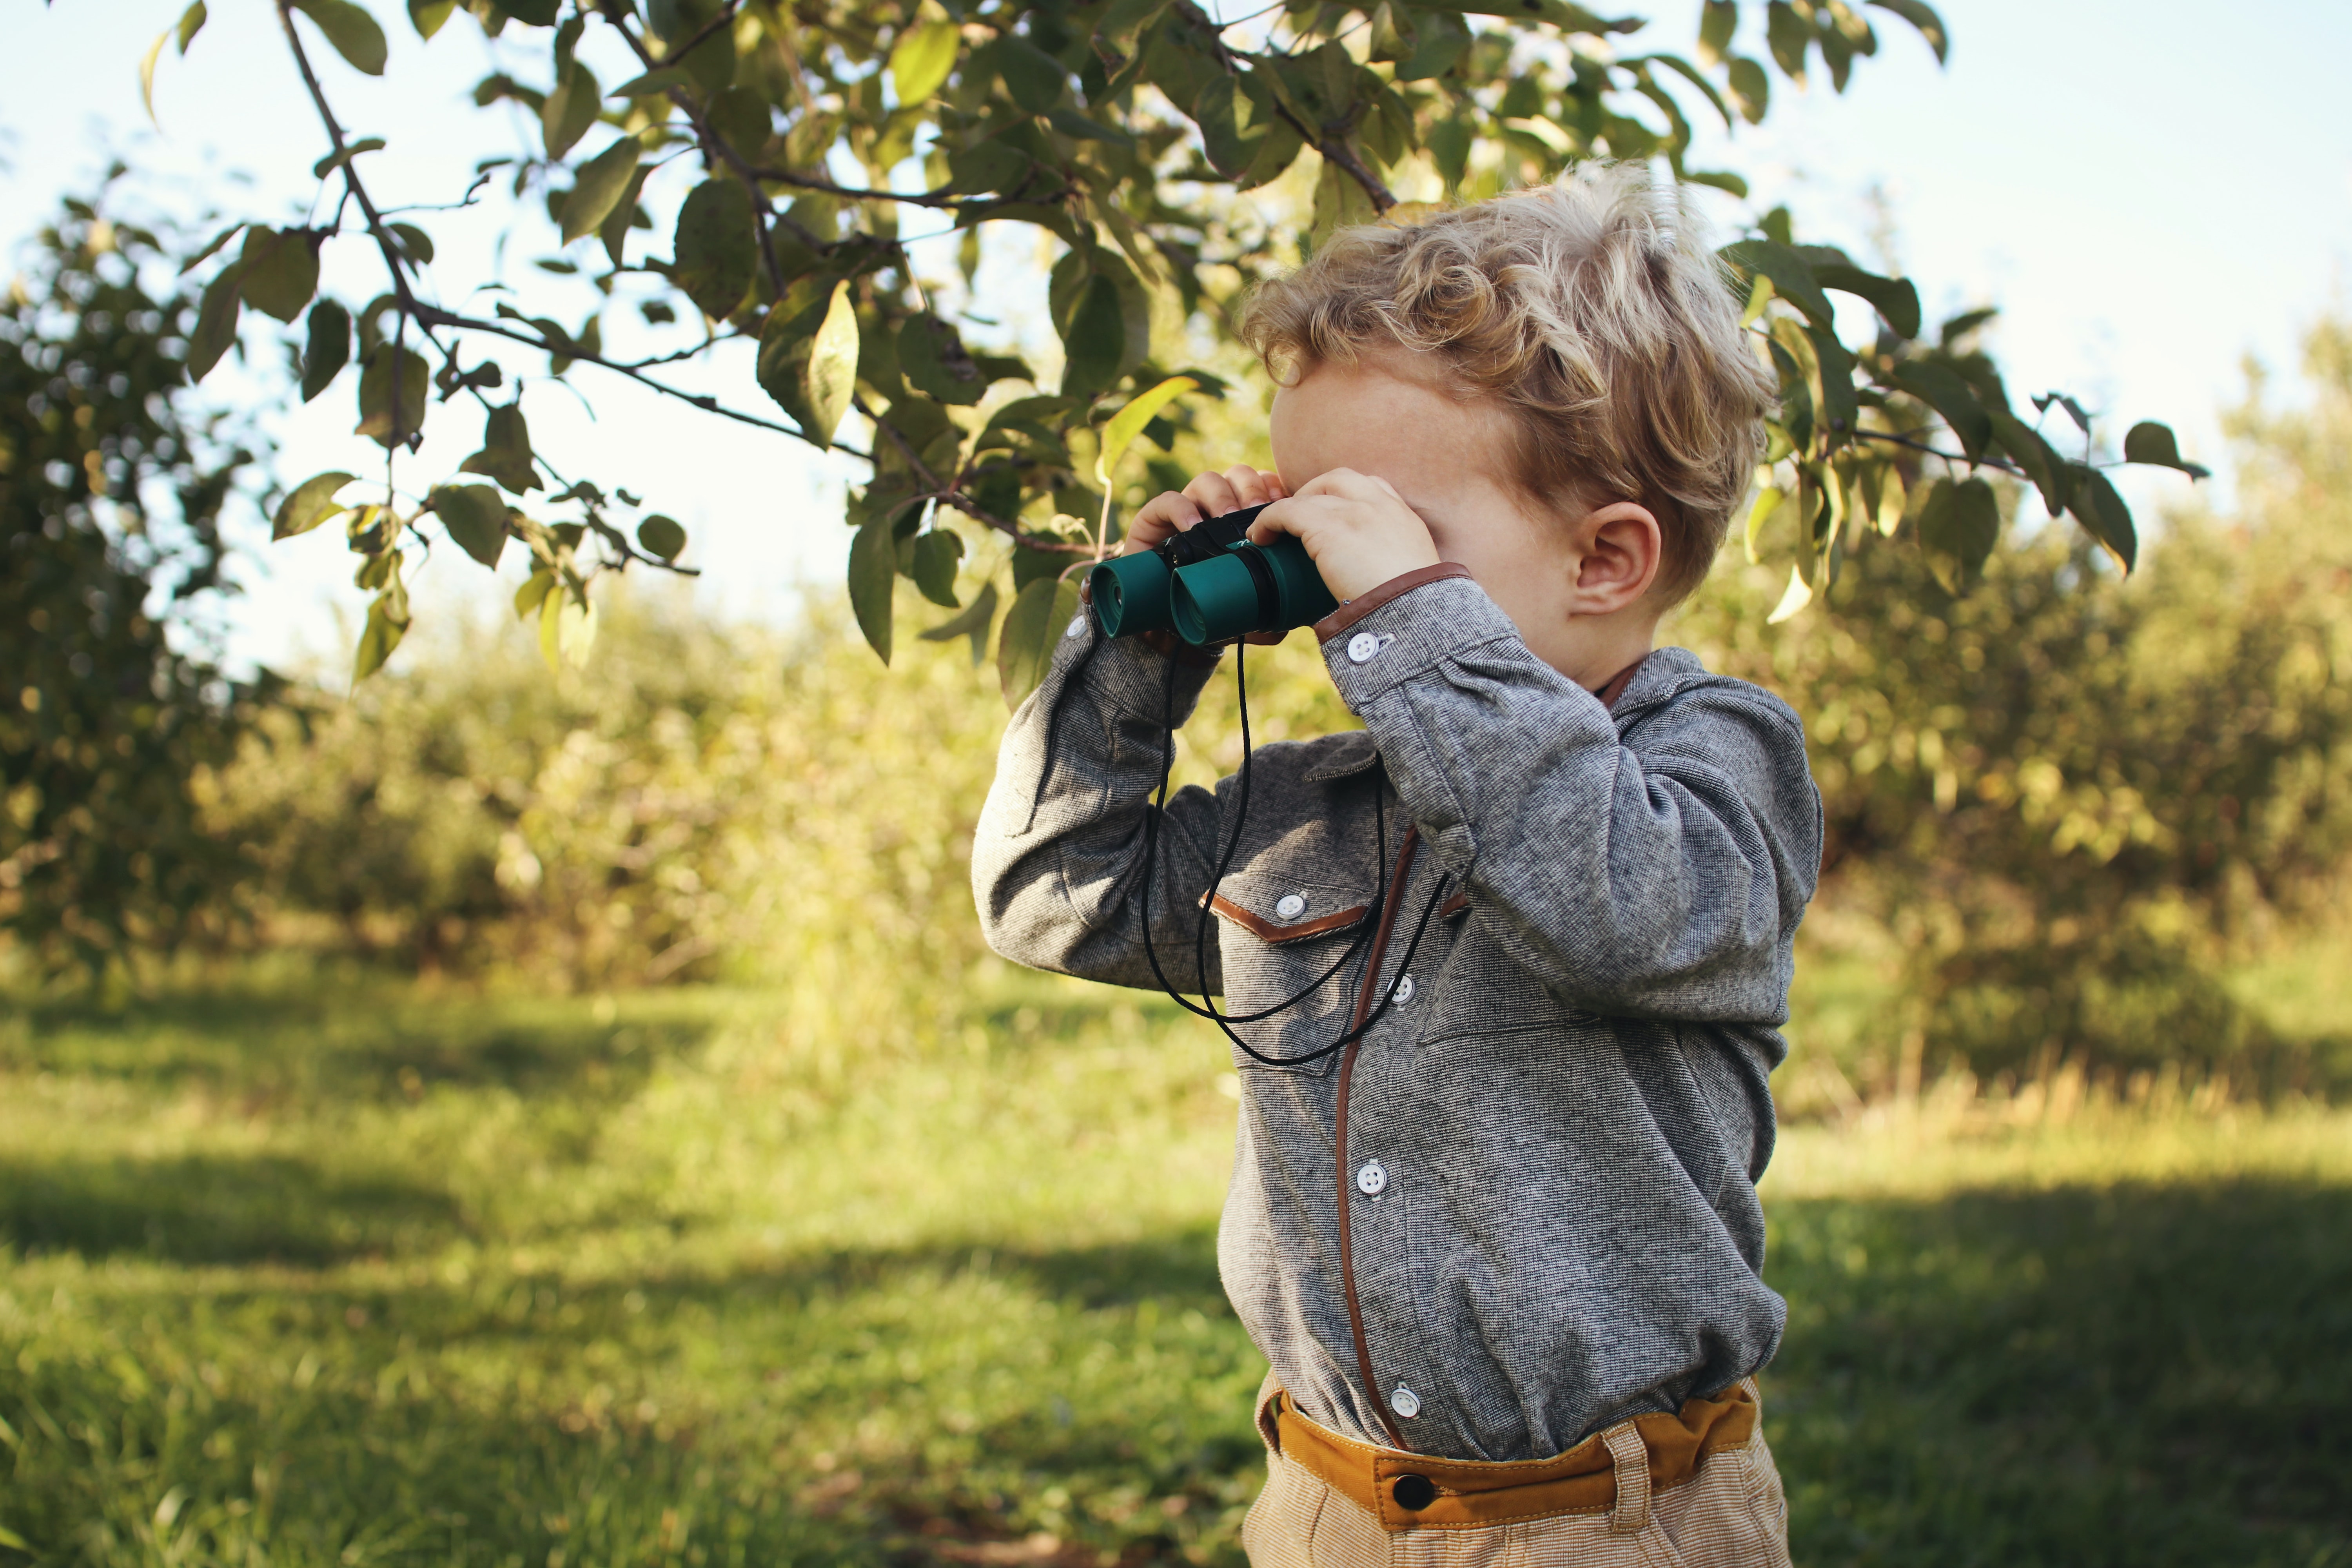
[1356,1160,1388,1196]
[1347,631,1379,664]
[1274,893,1307,920]
[1389,1385,1421,1419]
[1392,1474,1437,1511]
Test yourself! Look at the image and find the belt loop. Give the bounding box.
[1603,1424,1651,1535]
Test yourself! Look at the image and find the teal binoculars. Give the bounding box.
[1087,504,1338,645]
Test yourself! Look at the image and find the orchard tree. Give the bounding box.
[145,0,2204,697]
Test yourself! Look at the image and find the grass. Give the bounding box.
[2,951,2349,1567]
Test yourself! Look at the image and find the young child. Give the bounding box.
[972,163,1819,1568]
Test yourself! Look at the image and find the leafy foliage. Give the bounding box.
[1677,321,2352,1084]
[0,189,267,972]
[144,0,2195,682]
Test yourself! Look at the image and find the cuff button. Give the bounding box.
[1346,631,1379,664]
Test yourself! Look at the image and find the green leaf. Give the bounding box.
[1724,55,1769,122]
[1764,1,1810,82]
[178,0,209,50]
[312,137,386,178]
[0,1525,28,1552]
[177,222,247,275]
[889,19,960,106]
[898,314,986,405]
[272,470,358,540]
[542,59,602,159]
[1984,408,2069,518]
[409,0,456,38]
[998,35,1067,113]
[918,579,999,665]
[1744,485,1782,563]
[561,135,642,243]
[1697,0,1735,65]
[848,513,897,662]
[292,0,389,76]
[387,221,434,264]
[356,346,429,448]
[496,0,559,24]
[672,178,757,320]
[804,279,861,448]
[1310,152,1379,252]
[301,299,351,401]
[1813,263,1920,340]
[186,265,244,381]
[142,4,207,125]
[431,482,510,568]
[459,402,541,493]
[1720,239,1835,333]
[1890,361,1992,462]
[997,576,1082,710]
[354,572,411,684]
[1058,274,1125,397]
[2122,420,2210,479]
[238,227,319,323]
[607,65,695,98]
[1867,0,1948,62]
[2065,463,2138,572]
[1095,375,1197,486]
[637,514,687,561]
[755,275,834,428]
[600,162,650,269]
[1916,474,2000,593]
[911,528,965,607]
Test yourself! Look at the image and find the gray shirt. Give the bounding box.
[972,572,1821,1463]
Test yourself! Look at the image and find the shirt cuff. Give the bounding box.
[1318,573,1522,712]
[1312,561,1476,641]
[1058,613,1223,726]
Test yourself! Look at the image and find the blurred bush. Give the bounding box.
[1676,320,2352,1089]
[2,188,263,971]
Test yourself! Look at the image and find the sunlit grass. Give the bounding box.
[2,958,2348,1566]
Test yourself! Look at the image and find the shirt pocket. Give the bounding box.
[1203,873,1375,1077]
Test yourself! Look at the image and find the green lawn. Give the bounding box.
[2,956,2348,1567]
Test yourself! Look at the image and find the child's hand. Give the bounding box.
[1249,468,1440,602]
[1123,465,1289,555]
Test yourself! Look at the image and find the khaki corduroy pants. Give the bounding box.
[1239,1380,1793,1568]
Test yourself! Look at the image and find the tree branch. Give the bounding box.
[1167,0,1397,212]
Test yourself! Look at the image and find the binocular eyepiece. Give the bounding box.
[1087,505,1338,645]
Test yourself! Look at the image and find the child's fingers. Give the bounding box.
[1221,465,1280,510]
[1123,490,1203,554]
[1182,470,1241,518]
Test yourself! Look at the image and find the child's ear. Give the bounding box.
[1568,502,1662,613]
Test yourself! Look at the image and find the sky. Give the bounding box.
[5,1,2348,674]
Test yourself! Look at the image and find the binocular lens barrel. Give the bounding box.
[1170,537,1336,644]
[1084,509,1338,645]
[1086,551,1172,640]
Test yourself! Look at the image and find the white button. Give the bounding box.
[1391,974,1416,1005]
[1356,1160,1388,1196]
[1390,1385,1421,1419]
[1347,631,1380,664]
[1064,612,1087,639]
[1274,893,1307,920]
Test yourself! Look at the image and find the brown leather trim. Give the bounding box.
[1199,893,1370,945]
[1268,1381,1760,1533]
[1593,653,1650,712]
[1337,825,1419,1453]
[1314,563,1476,641]
[1438,891,1470,921]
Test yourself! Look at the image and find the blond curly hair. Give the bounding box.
[1241,163,1775,604]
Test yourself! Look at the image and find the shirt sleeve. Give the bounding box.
[1319,573,1821,1024]
[971,615,1236,996]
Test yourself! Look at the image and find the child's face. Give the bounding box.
[1268,353,1665,683]
[1268,356,1585,663]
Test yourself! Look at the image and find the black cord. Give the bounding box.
[1134,640,1452,1067]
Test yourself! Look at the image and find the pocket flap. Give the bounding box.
[1198,882,1372,945]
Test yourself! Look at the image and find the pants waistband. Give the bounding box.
[1255,1379,1761,1534]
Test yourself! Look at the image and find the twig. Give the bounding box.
[1167,0,1397,212]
